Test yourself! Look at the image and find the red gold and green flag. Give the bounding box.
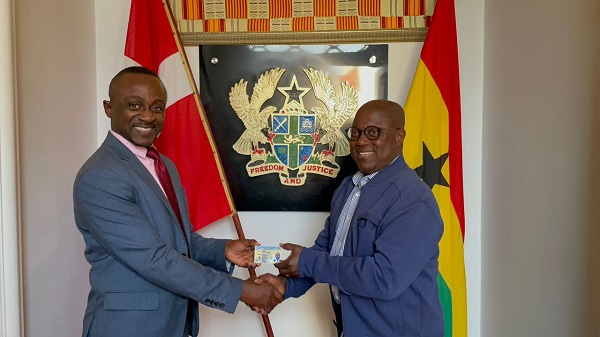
[403,0,467,336]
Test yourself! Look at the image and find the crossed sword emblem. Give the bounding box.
[273,117,287,132]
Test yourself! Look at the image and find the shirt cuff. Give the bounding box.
[226,260,234,274]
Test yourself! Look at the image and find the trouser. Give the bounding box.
[332,300,344,337]
[185,300,194,337]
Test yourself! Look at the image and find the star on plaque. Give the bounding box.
[278,75,311,108]
[414,142,449,189]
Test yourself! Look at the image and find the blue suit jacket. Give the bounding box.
[73,132,243,337]
[286,156,444,337]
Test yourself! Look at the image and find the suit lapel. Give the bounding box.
[103,133,189,243]
[343,157,408,256]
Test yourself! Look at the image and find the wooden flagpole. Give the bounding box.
[161,1,275,336]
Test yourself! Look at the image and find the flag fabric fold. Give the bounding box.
[125,0,232,231]
[404,0,468,336]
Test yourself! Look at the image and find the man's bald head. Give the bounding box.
[357,99,405,129]
[349,99,406,174]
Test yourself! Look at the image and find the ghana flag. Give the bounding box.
[403,0,468,336]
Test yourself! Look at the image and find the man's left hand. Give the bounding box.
[274,243,303,278]
[225,239,260,268]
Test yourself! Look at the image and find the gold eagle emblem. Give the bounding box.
[229,68,286,158]
[228,67,359,186]
[303,67,358,157]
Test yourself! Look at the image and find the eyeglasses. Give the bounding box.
[345,126,403,141]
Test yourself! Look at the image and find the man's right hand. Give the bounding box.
[249,274,287,315]
[240,277,283,315]
[254,273,286,296]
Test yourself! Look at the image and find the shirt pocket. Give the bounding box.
[356,212,382,230]
[103,292,159,311]
[354,212,382,255]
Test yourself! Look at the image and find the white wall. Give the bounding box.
[13,0,484,336]
[15,0,97,336]
[482,0,600,336]
[93,3,443,337]
[13,0,600,335]
[1,0,22,336]
[455,0,484,335]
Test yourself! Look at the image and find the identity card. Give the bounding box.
[254,245,285,264]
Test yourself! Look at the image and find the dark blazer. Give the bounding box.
[286,156,444,337]
[73,132,242,337]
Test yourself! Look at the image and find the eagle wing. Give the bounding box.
[303,67,335,113]
[229,79,251,127]
[249,68,285,114]
[330,81,358,128]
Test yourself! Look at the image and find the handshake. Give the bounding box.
[229,240,304,315]
[240,273,287,315]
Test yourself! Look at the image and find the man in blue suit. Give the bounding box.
[257,100,444,337]
[73,66,282,337]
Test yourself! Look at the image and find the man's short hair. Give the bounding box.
[109,66,160,94]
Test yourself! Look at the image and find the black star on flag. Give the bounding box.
[414,142,450,189]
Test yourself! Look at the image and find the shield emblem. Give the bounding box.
[271,110,316,169]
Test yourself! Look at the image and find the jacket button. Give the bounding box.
[219,303,225,308]
[204,299,210,304]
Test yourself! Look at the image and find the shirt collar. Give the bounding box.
[353,155,402,186]
[352,170,377,187]
[109,130,150,159]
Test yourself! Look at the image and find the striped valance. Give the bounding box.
[171,0,434,44]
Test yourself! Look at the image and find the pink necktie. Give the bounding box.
[146,147,184,230]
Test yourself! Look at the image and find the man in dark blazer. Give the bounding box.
[257,100,444,337]
[73,66,281,337]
